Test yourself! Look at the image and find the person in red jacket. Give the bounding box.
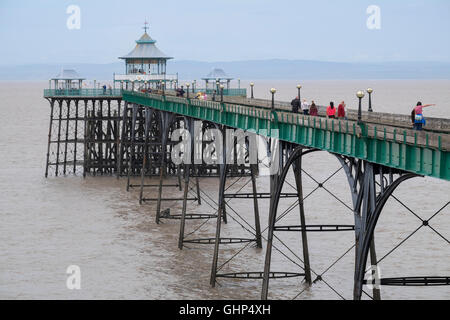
[326,102,336,118]
[309,101,318,116]
[337,101,346,119]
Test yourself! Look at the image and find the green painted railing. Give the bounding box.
[122,90,450,181]
[44,89,122,97]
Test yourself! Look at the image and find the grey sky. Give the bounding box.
[0,0,449,65]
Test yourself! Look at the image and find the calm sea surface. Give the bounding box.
[0,80,448,300]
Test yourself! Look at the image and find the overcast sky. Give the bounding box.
[1,0,449,65]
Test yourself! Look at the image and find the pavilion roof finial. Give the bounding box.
[143,20,149,33]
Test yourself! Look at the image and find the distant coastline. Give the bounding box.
[1,59,449,81]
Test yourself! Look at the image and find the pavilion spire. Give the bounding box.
[143,20,149,33]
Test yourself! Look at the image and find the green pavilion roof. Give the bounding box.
[119,32,173,60]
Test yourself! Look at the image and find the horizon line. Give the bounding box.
[2,59,450,68]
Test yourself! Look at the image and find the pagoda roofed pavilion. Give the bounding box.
[50,68,85,90]
[202,68,234,92]
[114,25,178,88]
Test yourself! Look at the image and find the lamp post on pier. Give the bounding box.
[186,83,190,99]
[270,88,276,110]
[367,88,373,112]
[356,90,365,124]
[250,82,254,99]
[297,84,302,102]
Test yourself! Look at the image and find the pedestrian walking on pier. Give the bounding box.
[176,86,185,97]
[337,101,346,119]
[302,99,310,115]
[326,102,336,118]
[102,84,107,94]
[291,96,300,113]
[412,102,435,131]
[309,101,318,116]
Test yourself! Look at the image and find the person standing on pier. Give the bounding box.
[291,96,300,113]
[337,101,346,119]
[326,102,336,118]
[309,101,318,116]
[176,86,185,97]
[302,99,310,115]
[413,102,435,131]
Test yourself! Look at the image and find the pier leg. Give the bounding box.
[293,155,312,285]
[353,164,417,300]
[126,104,138,191]
[369,238,381,300]
[97,106,103,175]
[210,163,227,287]
[177,164,182,191]
[73,100,79,175]
[139,109,152,204]
[118,102,129,179]
[83,101,89,177]
[114,109,119,175]
[45,100,55,178]
[250,164,262,248]
[155,167,164,224]
[63,100,70,175]
[195,175,201,205]
[55,100,63,176]
[178,164,191,249]
[261,172,278,299]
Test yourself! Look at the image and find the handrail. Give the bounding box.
[44,89,122,97]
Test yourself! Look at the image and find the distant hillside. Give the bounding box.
[1,60,449,80]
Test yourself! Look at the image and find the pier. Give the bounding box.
[42,28,449,300]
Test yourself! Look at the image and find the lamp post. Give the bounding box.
[193,80,196,93]
[297,84,302,102]
[367,88,373,112]
[356,90,365,124]
[238,78,241,90]
[250,82,254,99]
[220,85,224,102]
[270,88,276,110]
[186,83,190,99]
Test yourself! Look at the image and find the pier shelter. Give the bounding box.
[114,27,177,89]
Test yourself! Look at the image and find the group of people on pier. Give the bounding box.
[290,97,347,119]
[290,95,436,131]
